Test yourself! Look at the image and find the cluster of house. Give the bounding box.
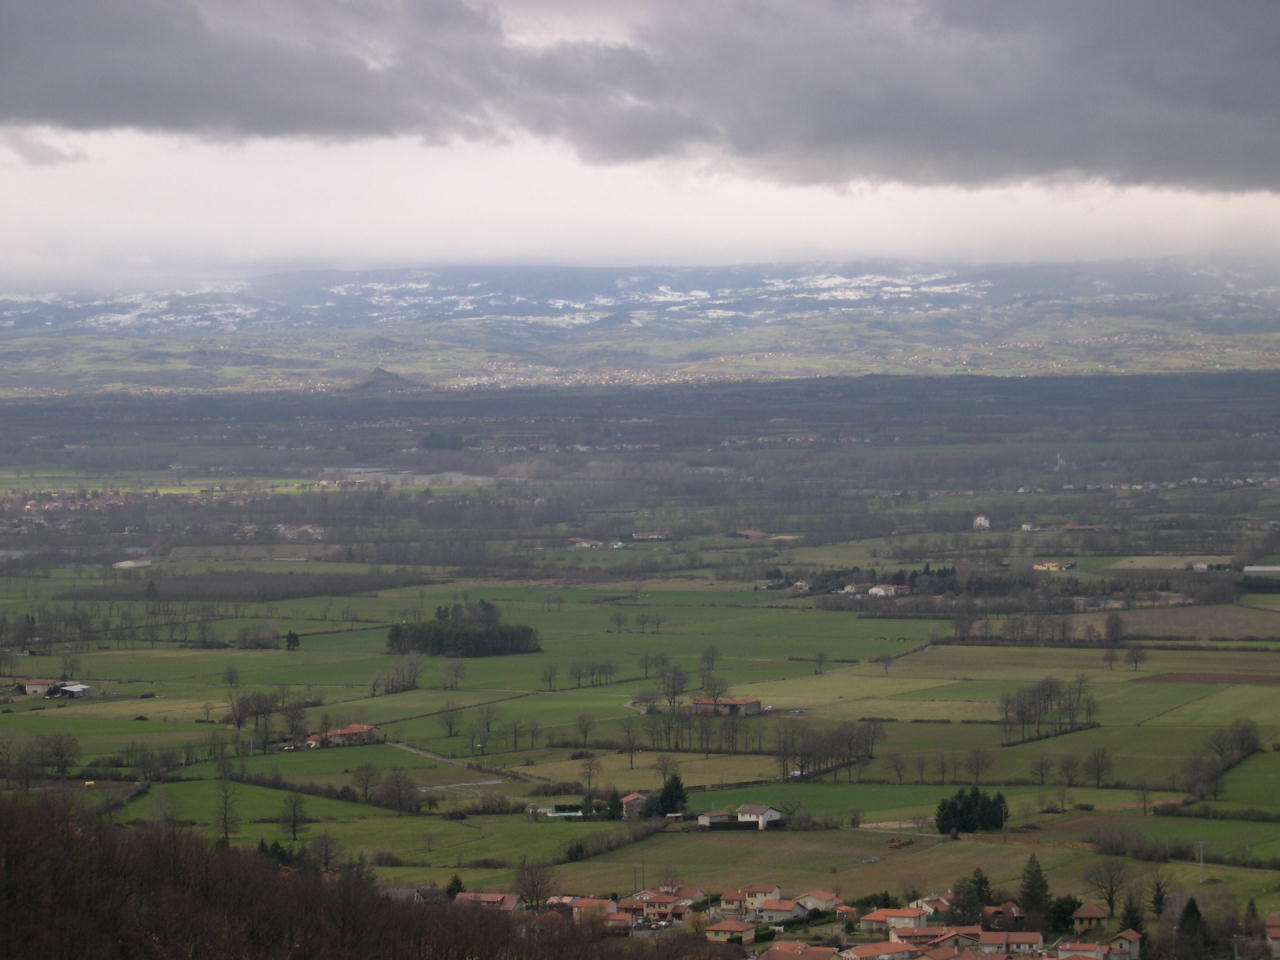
[721,895,1150,960]
[304,723,381,748]
[692,697,764,717]
[19,679,90,699]
[696,805,786,830]
[838,583,913,598]
[566,531,675,550]
[443,880,1181,960]
[439,873,1280,960]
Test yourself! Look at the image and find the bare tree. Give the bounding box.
[352,762,382,802]
[1058,754,1080,787]
[41,732,80,777]
[377,767,420,813]
[659,664,688,711]
[539,663,558,691]
[1083,746,1113,787]
[281,701,308,744]
[965,747,992,785]
[214,779,239,843]
[814,651,828,675]
[477,704,500,735]
[442,658,466,689]
[309,833,341,871]
[514,860,556,912]
[701,645,719,672]
[1084,858,1129,916]
[280,792,308,841]
[1030,756,1054,786]
[1105,613,1126,644]
[885,753,906,784]
[702,673,730,705]
[438,699,462,737]
[1124,646,1149,671]
[149,788,182,824]
[654,754,678,783]
[575,712,596,746]
[1136,781,1151,815]
[503,717,523,751]
[620,716,641,769]
[580,756,602,792]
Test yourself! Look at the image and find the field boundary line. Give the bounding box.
[1135,685,1223,725]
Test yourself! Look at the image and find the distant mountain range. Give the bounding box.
[2,260,1278,393]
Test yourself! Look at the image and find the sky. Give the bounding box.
[3,0,1280,287]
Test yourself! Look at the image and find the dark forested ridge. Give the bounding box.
[0,795,731,960]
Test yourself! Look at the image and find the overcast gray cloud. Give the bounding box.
[2,0,1278,190]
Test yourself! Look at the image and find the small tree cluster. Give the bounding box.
[935,787,1008,835]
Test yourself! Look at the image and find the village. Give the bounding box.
[435,877,1247,960]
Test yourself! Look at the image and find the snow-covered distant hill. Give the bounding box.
[1,260,1278,393]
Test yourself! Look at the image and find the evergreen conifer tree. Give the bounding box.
[1019,854,1051,928]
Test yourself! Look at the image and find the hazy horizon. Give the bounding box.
[3,1,1279,287]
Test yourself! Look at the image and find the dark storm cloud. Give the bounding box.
[3,0,1278,190]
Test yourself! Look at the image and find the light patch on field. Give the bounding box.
[1069,604,1280,641]
[520,751,776,792]
[813,698,998,722]
[1107,555,1235,570]
[40,694,214,722]
[1142,685,1280,730]
[735,670,950,711]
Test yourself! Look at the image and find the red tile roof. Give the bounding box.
[863,907,929,922]
[708,919,756,932]
[844,943,920,959]
[978,932,1043,947]
[1074,904,1110,919]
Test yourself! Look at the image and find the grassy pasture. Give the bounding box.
[896,642,1280,683]
[1107,556,1235,570]
[517,751,778,793]
[1034,809,1280,861]
[0,710,211,760]
[539,826,1280,909]
[120,778,375,825]
[1068,603,1280,640]
[177,743,466,787]
[1218,752,1280,809]
[9,547,1280,907]
[1143,685,1280,732]
[687,782,1179,823]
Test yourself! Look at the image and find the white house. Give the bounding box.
[737,804,784,830]
[759,899,805,924]
[743,883,783,911]
[795,890,842,913]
